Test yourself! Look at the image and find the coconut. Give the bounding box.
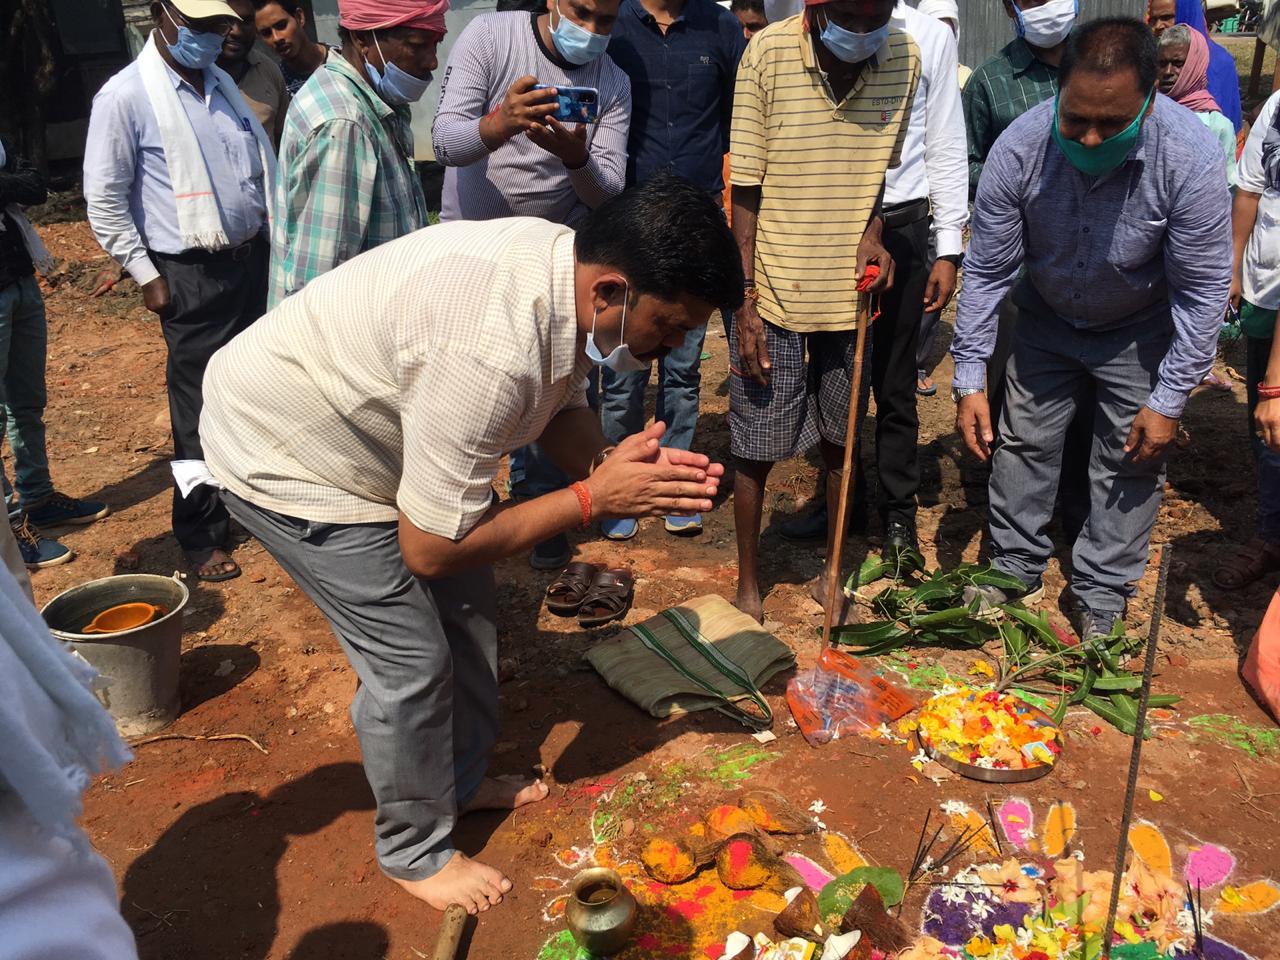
[716,931,756,960]
[773,886,827,942]
[715,834,775,889]
[839,884,913,953]
[641,836,704,884]
[740,790,819,835]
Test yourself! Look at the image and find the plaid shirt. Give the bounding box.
[269,53,427,307]
[962,38,1057,196]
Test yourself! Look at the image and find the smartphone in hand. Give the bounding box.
[533,84,600,124]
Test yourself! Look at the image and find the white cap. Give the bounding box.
[168,0,238,20]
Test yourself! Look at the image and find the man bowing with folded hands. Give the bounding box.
[199,173,741,914]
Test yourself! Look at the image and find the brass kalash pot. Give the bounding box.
[564,868,637,956]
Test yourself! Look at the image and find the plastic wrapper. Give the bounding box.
[785,647,917,746]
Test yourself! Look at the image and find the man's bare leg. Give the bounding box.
[392,852,513,914]
[733,458,774,623]
[392,778,548,913]
[463,775,550,813]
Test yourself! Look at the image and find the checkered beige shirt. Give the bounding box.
[201,217,591,539]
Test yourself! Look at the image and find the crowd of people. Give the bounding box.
[0,0,1276,943]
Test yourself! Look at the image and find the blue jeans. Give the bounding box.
[599,325,706,449]
[1246,335,1280,543]
[0,276,52,505]
[988,303,1173,616]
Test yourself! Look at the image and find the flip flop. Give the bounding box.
[545,561,601,616]
[1212,537,1280,590]
[577,567,635,628]
[186,548,241,583]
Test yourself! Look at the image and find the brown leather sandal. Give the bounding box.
[1212,538,1280,590]
[545,561,601,616]
[577,567,635,628]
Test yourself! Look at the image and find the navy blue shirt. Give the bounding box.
[607,0,746,193]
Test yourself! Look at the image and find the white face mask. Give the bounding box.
[585,280,650,373]
[1015,0,1077,49]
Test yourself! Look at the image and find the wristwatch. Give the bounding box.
[951,386,985,403]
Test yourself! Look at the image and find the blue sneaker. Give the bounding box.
[664,513,703,536]
[24,491,110,527]
[600,518,638,540]
[11,516,73,569]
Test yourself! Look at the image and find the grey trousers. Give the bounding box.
[222,492,497,881]
[988,305,1173,615]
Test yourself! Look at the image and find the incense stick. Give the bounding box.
[907,810,933,882]
[985,797,1003,856]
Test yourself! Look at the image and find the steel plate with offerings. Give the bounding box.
[915,687,1061,782]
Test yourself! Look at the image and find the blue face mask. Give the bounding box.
[162,6,225,70]
[364,33,433,105]
[552,0,611,66]
[819,13,888,65]
[585,281,650,373]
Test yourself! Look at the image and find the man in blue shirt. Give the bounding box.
[597,0,745,541]
[950,18,1230,638]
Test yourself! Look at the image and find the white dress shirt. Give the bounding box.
[1238,91,1280,310]
[883,3,968,257]
[83,54,269,287]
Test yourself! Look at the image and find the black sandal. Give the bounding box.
[186,548,241,583]
[545,561,601,616]
[577,568,635,628]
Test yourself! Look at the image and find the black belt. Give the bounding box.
[153,232,266,265]
[881,197,930,231]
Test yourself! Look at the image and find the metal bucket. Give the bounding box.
[41,573,190,737]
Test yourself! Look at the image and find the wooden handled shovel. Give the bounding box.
[818,265,880,651]
[433,904,468,960]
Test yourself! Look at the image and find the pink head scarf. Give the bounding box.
[1167,28,1221,114]
[338,0,449,36]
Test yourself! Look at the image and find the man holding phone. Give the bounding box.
[432,0,631,225]
[433,0,631,570]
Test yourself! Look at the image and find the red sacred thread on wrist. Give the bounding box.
[1259,382,1280,400]
[570,481,592,527]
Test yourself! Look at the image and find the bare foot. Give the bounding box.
[809,575,860,626]
[733,587,764,624]
[462,775,550,814]
[391,851,513,914]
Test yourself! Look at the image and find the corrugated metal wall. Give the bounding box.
[959,0,1148,70]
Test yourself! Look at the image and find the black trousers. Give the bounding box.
[153,234,268,553]
[867,207,932,528]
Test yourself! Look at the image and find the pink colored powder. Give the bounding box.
[1185,844,1235,889]
[785,853,835,891]
[998,799,1034,850]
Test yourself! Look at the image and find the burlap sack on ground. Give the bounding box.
[586,594,795,729]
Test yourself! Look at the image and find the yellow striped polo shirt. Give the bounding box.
[730,15,921,333]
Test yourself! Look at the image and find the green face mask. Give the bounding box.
[1051,87,1155,177]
